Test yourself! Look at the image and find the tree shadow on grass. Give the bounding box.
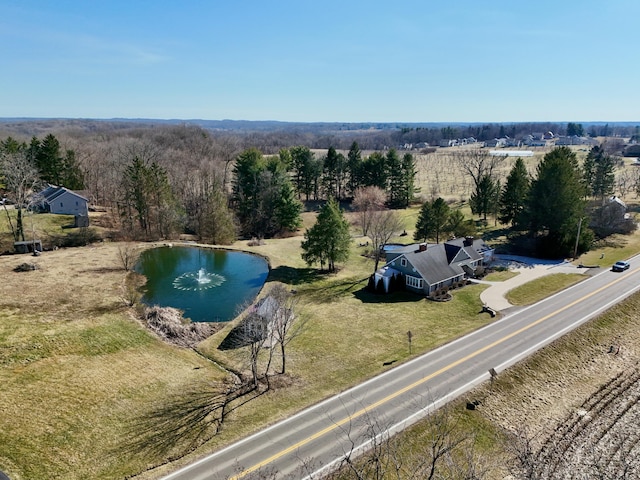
[297,276,369,303]
[353,287,425,304]
[267,265,322,285]
[480,227,511,243]
[115,381,270,467]
[115,383,225,463]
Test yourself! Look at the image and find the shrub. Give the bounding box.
[367,275,376,292]
[143,305,218,347]
[248,237,265,246]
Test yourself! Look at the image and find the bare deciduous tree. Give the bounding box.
[238,308,270,389]
[451,149,504,191]
[369,210,404,272]
[121,271,143,307]
[0,150,42,242]
[328,404,490,480]
[266,284,305,375]
[352,186,386,237]
[117,243,140,271]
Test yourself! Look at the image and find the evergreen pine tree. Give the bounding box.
[499,157,530,228]
[301,198,351,272]
[525,147,590,257]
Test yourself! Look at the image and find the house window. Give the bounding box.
[401,258,407,267]
[60,202,63,207]
[405,275,423,289]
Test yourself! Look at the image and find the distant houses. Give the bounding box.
[438,137,478,148]
[555,135,598,146]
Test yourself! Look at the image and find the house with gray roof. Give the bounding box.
[39,185,89,217]
[374,237,494,295]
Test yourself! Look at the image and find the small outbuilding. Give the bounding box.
[14,240,42,254]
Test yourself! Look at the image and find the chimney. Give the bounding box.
[418,243,427,252]
[464,236,474,247]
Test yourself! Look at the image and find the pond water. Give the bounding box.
[136,246,269,322]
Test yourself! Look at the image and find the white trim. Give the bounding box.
[406,275,423,289]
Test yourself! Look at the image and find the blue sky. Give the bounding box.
[1,1,638,122]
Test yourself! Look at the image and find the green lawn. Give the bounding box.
[483,270,520,282]
[505,273,585,305]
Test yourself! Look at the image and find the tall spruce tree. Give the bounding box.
[385,149,404,208]
[346,141,363,197]
[121,156,180,239]
[444,209,476,238]
[414,197,450,243]
[401,153,417,207]
[289,146,316,201]
[499,157,530,228]
[26,134,84,189]
[414,200,435,243]
[231,148,301,238]
[301,198,351,272]
[361,152,387,190]
[322,146,346,200]
[583,145,615,202]
[469,173,500,222]
[386,150,417,209]
[525,147,591,257]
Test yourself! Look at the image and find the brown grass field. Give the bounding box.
[2,144,640,479]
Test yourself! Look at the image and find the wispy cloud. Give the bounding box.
[2,21,170,68]
[72,33,171,66]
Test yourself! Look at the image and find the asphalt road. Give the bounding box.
[163,260,640,480]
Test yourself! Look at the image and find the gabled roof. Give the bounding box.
[385,238,489,287]
[444,242,478,264]
[445,237,492,255]
[40,185,88,203]
[400,244,463,286]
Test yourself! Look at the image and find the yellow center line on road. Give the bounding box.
[230,270,632,479]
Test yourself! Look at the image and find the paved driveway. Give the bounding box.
[475,255,590,311]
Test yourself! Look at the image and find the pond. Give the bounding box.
[136,246,269,322]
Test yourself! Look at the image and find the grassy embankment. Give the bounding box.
[0,208,493,480]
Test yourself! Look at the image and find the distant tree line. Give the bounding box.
[3,119,637,153]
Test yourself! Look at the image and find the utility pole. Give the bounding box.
[573,217,584,260]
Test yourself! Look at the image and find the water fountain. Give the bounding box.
[173,267,225,291]
[197,267,211,284]
[136,246,269,322]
